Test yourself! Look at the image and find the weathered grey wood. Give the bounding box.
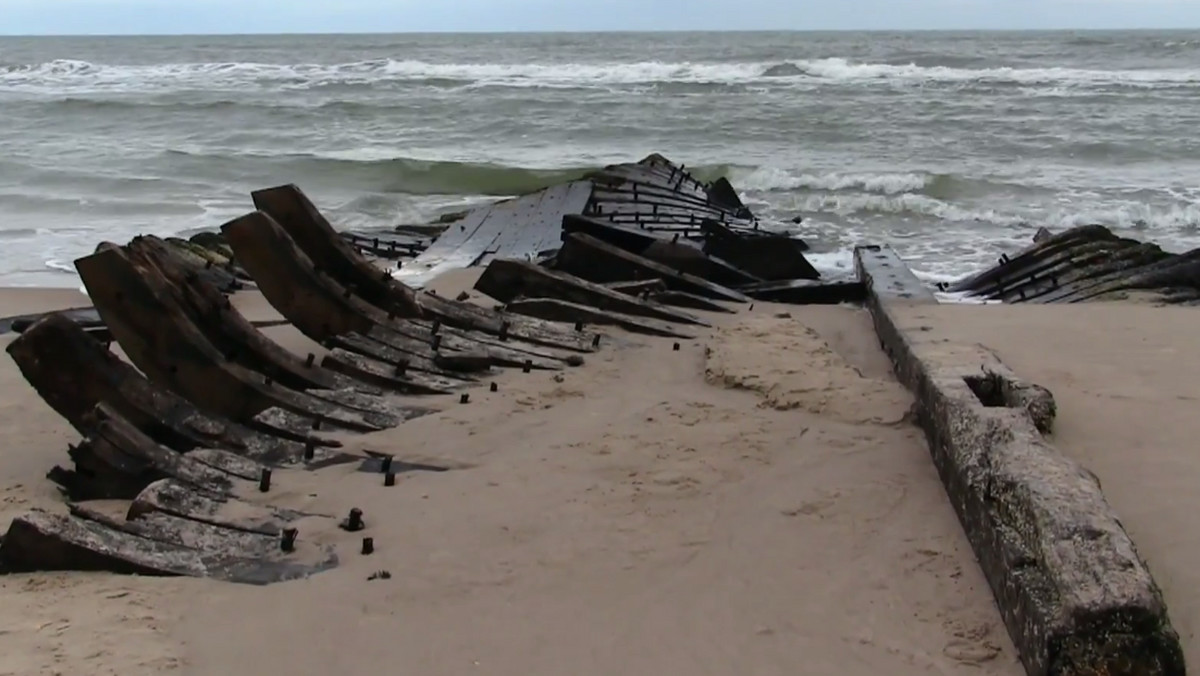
[320,349,461,395]
[129,479,307,536]
[856,244,1185,676]
[476,258,708,326]
[556,232,749,303]
[329,332,478,381]
[416,292,594,353]
[51,402,238,500]
[504,298,695,338]
[185,449,266,482]
[396,182,593,287]
[252,184,424,318]
[127,235,374,395]
[0,510,207,578]
[5,314,319,464]
[75,246,395,433]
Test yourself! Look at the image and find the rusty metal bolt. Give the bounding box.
[281,528,298,552]
[259,467,272,493]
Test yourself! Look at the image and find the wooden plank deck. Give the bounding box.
[394,181,592,288]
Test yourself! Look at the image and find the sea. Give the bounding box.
[2,30,1200,287]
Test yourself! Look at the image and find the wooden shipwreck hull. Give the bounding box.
[7,154,838,585]
[949,224,1200,305]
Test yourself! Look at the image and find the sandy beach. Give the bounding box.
[0,281,1034,675]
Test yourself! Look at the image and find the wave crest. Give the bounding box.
[5,56,1200,94]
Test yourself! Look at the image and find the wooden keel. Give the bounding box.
[476,258,708,326]
[75,246,395,433]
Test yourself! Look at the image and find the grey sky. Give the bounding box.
[2,0,1198,35]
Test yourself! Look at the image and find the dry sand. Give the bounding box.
[0,284,1032,675]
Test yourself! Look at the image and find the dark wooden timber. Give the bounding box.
[604,279,667,296]
[52,403,238,501]
[739,277,867,305]
[126,235,371,394]
[646,291,736,313]
[556,231,750,303]
[561,215,762,288]
[700,219,818,281]
[476,258,708,326]
[251,184,424,318]
[856,244,1185,676]
[415,292,595,353]
[5,314,327,464]
[320,348,462,395]
[1,306,101,335]
[75,246,396,433]
[503,298,695,339]
[222,211,555,375]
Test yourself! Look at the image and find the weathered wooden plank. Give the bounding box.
[561,215,762,288]
[947,225,1119,294]
[329,332,476,381]
[504,298,695,339]
[251,184,423,318]
[416,292,594,353]
[185,449,266,482]
[392,206,495,288]
[476,258,708,326]
[129,479,306,536]
[50,402,238,500]
[478,181,594,267]
[1,306,101,335]
[557,231,749,304]
[0,510,208,577]
[5,314,321,464]
[75,246,395,433]
[54,506,339,585]
[856,245,1185,676]
[739,277,867,305]
[367,321,564,371]
[647,291,736,313]
[127,235,374,395]
[320,348,461,395]
[223,212,379,342]
[604,279,667,296]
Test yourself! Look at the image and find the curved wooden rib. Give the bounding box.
[74,246,395,433]
[125,235,378,395]
[222,211,564,374]
[251,184,423,318]
[4,314,322,462]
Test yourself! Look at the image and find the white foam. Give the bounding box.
[734,167,933,194]
[5,56,1199,95]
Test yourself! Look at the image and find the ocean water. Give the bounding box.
[2,30,1200,286]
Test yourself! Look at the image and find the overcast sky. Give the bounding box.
[2,0,1198,35]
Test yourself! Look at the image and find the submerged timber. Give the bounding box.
[0,154,1190,675]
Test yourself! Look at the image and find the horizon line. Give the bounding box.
[2,26,1199,38]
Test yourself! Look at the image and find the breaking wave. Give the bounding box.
[5,56,1200,94]
[161,150,736,197]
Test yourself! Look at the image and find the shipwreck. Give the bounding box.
[0,153,1189,676]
